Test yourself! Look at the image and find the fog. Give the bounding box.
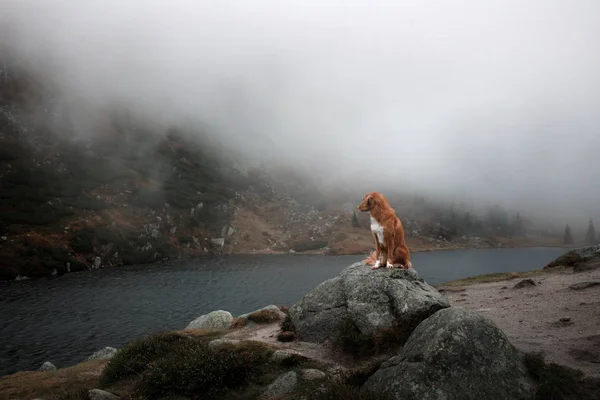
[2,0,599,226]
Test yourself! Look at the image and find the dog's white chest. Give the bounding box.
[370,216,385,245]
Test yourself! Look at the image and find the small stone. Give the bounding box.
[300,368,327,380]
[89,389,120,400]
[38,361,56,371]
[513,279,536,289]
[270,350,303,365]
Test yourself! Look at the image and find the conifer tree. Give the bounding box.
[564,224,574,245]
[584,219,596,245]
[352,211,361,228]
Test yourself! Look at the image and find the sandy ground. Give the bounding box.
[441,262,600,377]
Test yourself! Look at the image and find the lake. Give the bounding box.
[0,246,567,376]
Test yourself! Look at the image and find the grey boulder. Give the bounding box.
[288,262,449,343]
[86,346,118,361]
[185,310,233,330]
[38,361,56,372]
[361,307,533,400]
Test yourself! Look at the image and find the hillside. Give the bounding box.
[0,64,567,281]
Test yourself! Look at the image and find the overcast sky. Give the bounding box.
[2,0,599,225]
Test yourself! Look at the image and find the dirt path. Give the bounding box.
[440,264,600,377]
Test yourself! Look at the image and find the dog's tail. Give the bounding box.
[364,251,377,265]
[405,260,413,270]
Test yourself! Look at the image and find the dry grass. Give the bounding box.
[0,360,108,400]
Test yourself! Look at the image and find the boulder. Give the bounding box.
[361,307,533,400]
[185,310,233,330]
[89,389,120,400]
[545,244,600,269]
[86,346,118,361]
[288,262,449,343]
[38,361,56,372]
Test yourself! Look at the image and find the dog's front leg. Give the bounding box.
[371,233,383,269]
[385,233,396,269]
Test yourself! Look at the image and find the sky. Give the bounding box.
[1,0,599,226]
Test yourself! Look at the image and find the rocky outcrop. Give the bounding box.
[361,307,533,400]
[545,244,600,269]
[288,262,449,343]
[185,310,233,330]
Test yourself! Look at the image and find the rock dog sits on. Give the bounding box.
[357,191,412,270]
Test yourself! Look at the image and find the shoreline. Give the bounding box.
[2,242,574,282]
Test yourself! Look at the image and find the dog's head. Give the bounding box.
[357,192,385,212]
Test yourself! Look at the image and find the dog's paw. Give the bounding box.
[386,261,394,269]
[371,261,382,270]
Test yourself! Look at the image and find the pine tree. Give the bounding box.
[584,219,596,245]
[352,211,361,228]
[564,224,574,245]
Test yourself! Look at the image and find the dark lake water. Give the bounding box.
[0,247,568,376]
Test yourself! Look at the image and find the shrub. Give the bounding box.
[136,341,273,400]
[247,309,282,324]
[99,332,192,387]
[524,352,600,400]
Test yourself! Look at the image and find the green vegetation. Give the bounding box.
[99,330,331,400]
[524,352,600,400]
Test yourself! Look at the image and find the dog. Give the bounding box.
[357,191,412,270]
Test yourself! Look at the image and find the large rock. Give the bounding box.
[545,244,600,269]
[361,307,533,400]
[185,310,233,330]
[288,262,449,343]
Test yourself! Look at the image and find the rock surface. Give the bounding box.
[545,244,600,268]
[288,262,449,343]
[361,307,533,400]
[261,371,298,399]
[86,346,118,361]
[38,361,56,372]
[185,310,233,330]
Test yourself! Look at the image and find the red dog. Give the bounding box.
[357,191,412,270]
